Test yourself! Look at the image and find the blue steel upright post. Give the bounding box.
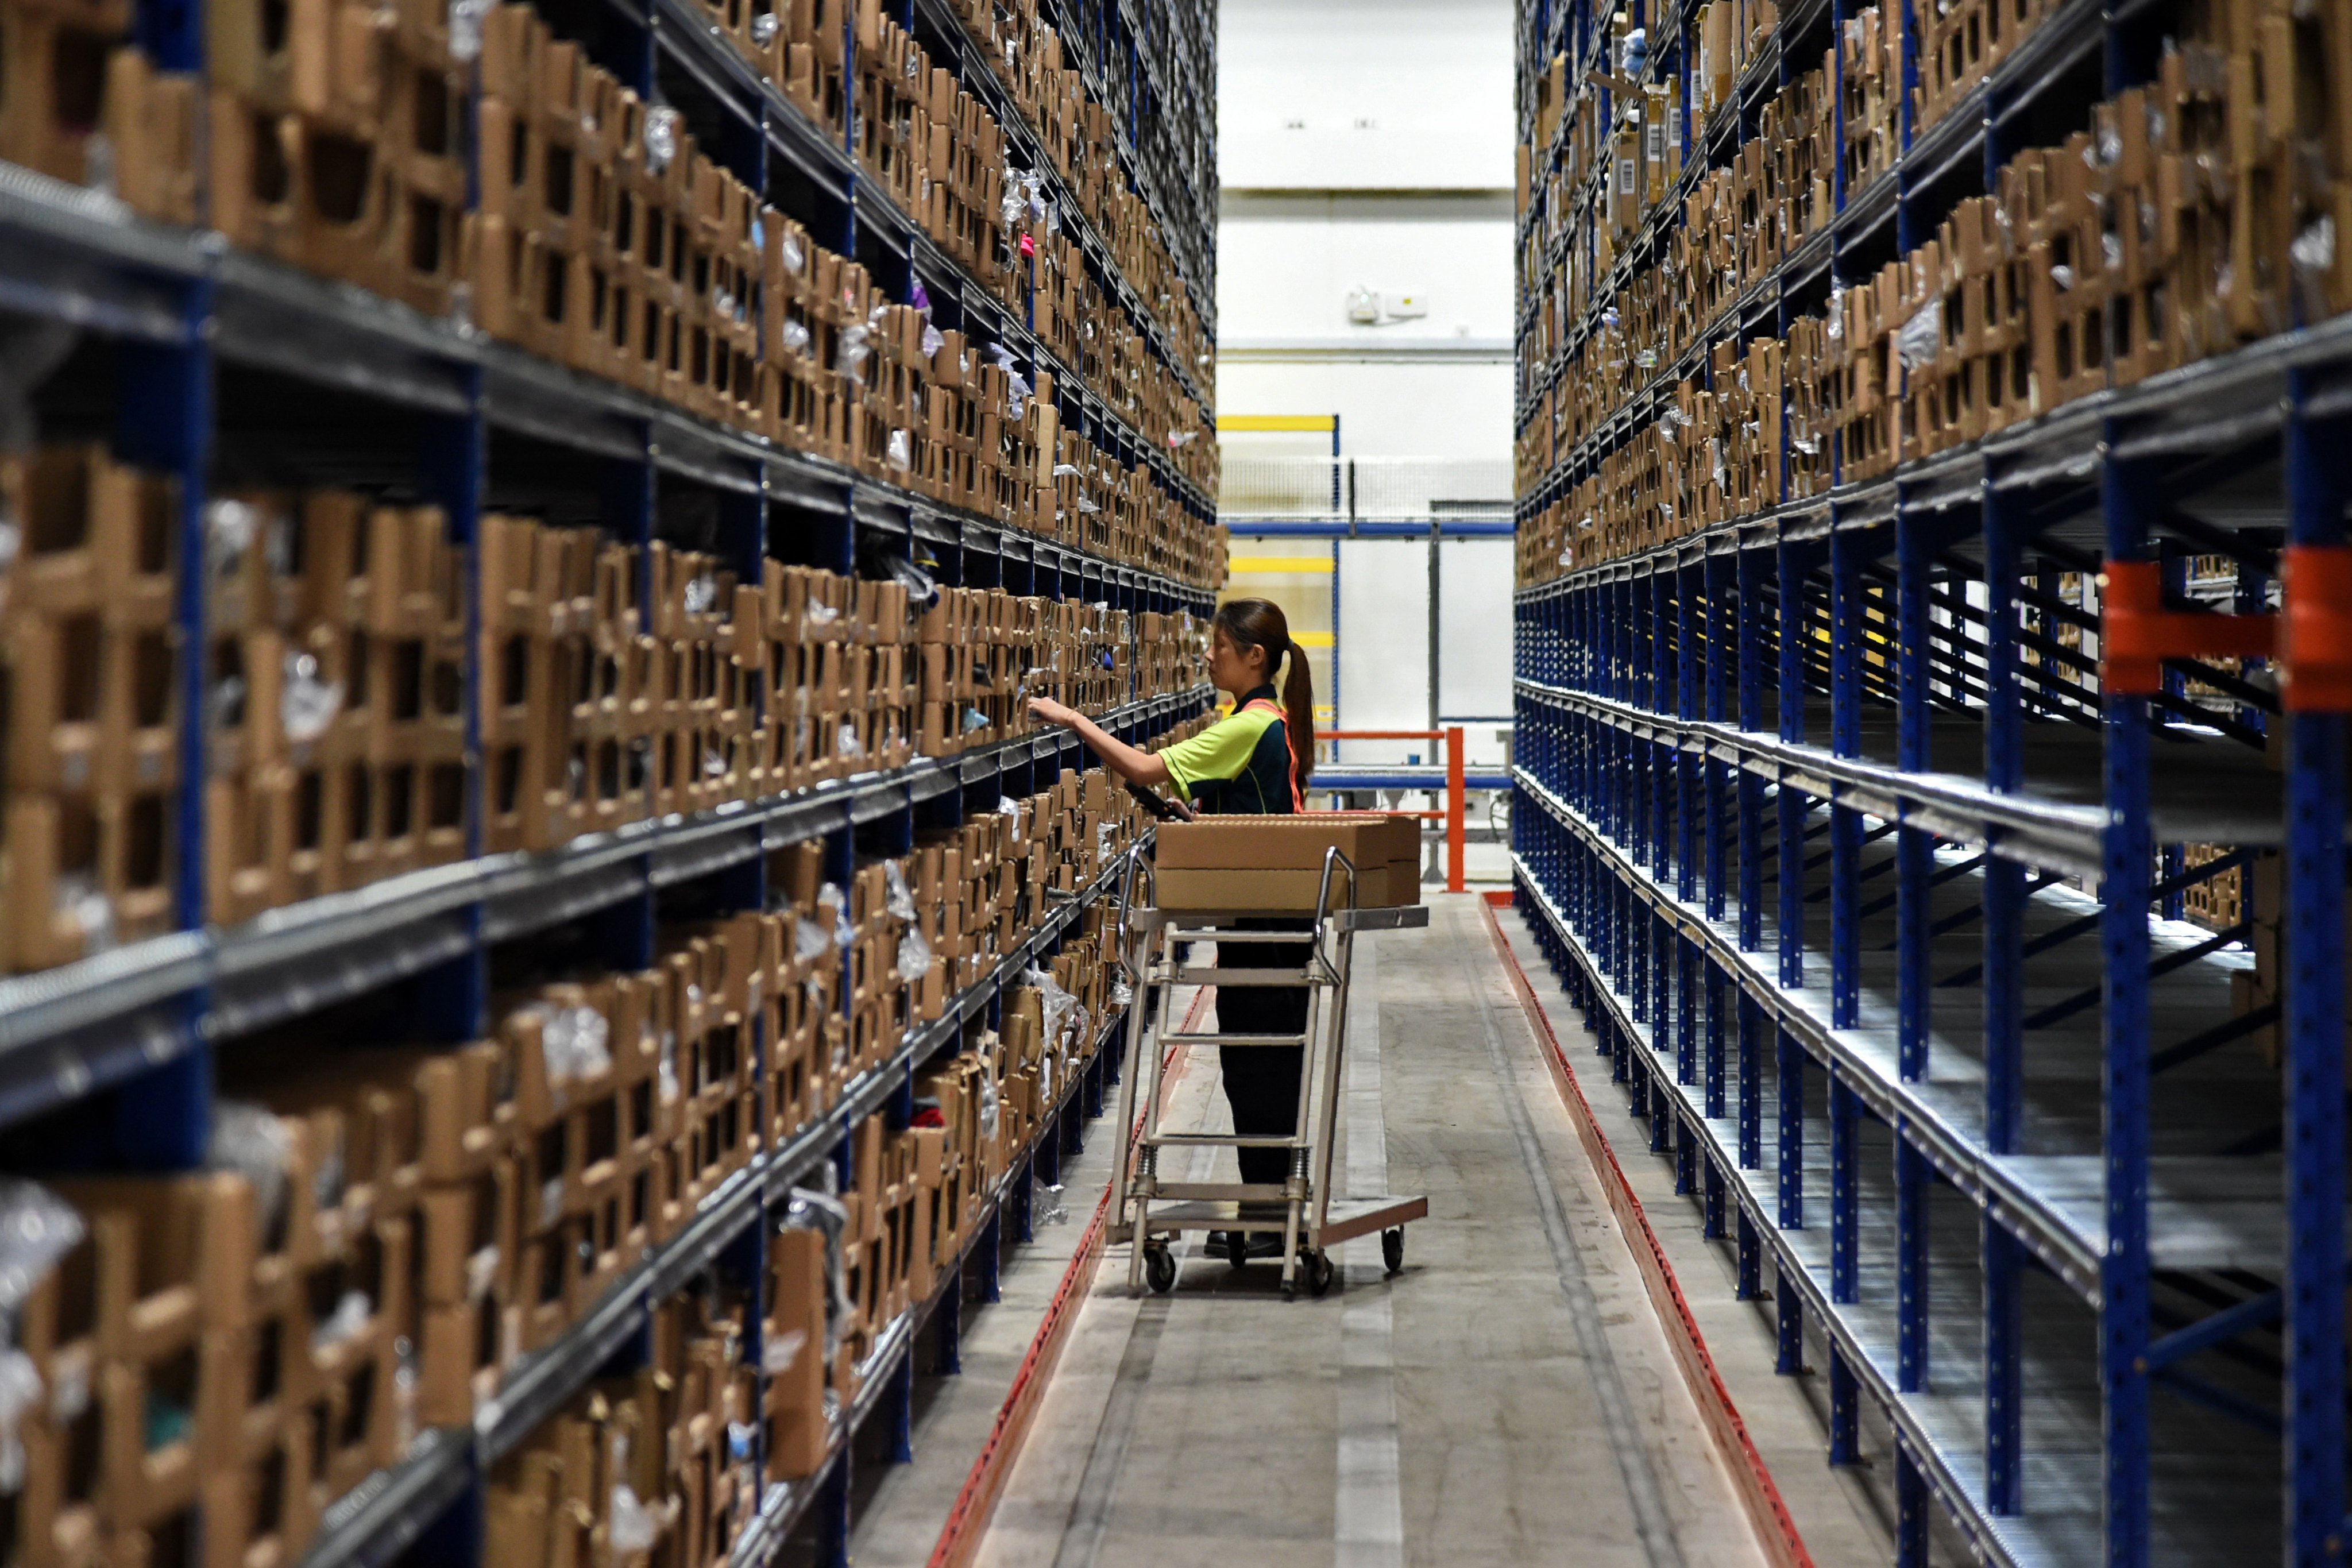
[2283,370,2350,1565]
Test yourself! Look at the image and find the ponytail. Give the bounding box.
[1281,637,1316,793]
[1211,597,1316,800]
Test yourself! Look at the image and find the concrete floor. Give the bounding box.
[941,894,1892,1568]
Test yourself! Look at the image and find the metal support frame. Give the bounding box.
[0,2,1216,1544]
[1507,324,2352,1566]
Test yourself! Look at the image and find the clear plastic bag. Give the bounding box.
[0,1348,38,1492]
[609,1485,661,1553]
[0,1181,83,1318]
[818,883,854,951]
[208,1101,293,1245]
[762,1327,808,1374]
[897,928,932,983]
[281,650,345,745]
[0,1177,84,1484]
[1894,298,1942,372]
[310,1289,371,1354]
[884,862,917,922]
[643,106,681,174]
[0,510,18,620]
[783,1188,852,1360]
[447,0,491,57]
[795,917,832,965]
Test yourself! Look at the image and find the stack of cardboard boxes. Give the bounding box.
[469,6,764,429]
[1,468,1205,980]
[1154,812,1425,912]
[763,562,921,788]
[944,0,1212,390]
[7,1174,255,1568]
[0,0,195,220]
[0,0,1222,580]
[766,928,1119,1480]
[206,0,468,314]
[1838,0,1903,200]
[1913,0,2067,135]
[207,488,470,921]
[0,446,182,974]
[0,700,1202,1562]
[1518,0,2352,590]
[480,517,777,855]
[913,589,1206,759]
[484,1289,759,1567]
[682,0,1215,499]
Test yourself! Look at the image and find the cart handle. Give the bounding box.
[1113,845,1155,981]
[1308,847,1359,984]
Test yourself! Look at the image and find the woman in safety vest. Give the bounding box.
[1027,597,1316,1259]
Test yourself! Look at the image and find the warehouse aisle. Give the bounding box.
[971,895,1772,1568]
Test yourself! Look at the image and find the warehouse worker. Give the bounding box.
[1028,598,1315,1259]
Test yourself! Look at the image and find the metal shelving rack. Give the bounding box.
[1511,0,2352,1564]
[0,0,1217,1559]
[297,862,1150,1568]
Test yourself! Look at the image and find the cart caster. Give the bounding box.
[1302,1248,1334,1298]
[1223,1229,1249,1270]
[1143,1242,1177,1294]
[1381,1228,1405,1276]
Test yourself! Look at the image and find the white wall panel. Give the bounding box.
[1438,537,1514,764]
[1215,195,1514,342]
[1215,361,1513,460]
[1330,539,1432,763]
[1219,0,1514,190]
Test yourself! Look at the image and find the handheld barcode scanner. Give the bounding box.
[1125,781,1195,822]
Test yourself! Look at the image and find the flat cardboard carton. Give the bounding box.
[1153,813,1422,912]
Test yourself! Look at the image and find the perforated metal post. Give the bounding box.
[1897,1133,1928,1393]
[1828,528,1863,1029]
[1776,1024,1803,1229]
[2282,374,2349,1563]
[1737,546,1767,953]
[1775,543,1808,988]
[1829,1076,1856,1304]
[1894,500,1934,1083]
[2099,439,2156,1568]
[113,280,215,1169]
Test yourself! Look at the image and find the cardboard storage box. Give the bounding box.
[1154,814,1422,912]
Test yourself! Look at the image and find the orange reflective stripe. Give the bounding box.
[1239,698,1306,812]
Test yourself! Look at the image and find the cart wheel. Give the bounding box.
[1381,1228,1405,1276]
[1223,1229,1249,1269]
[1303,1249,1335,1298]
[1144,1242,1177,1293]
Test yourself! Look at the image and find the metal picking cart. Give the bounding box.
[1104,848,1430,1298]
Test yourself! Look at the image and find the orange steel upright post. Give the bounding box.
[1446,725,1466,893]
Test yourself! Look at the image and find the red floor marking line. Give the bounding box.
[926,986,1212,1568]
[1478,901,1816,1568]
[1481,889,1516,909]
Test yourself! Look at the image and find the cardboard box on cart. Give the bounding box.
[1152,813,1423,912]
